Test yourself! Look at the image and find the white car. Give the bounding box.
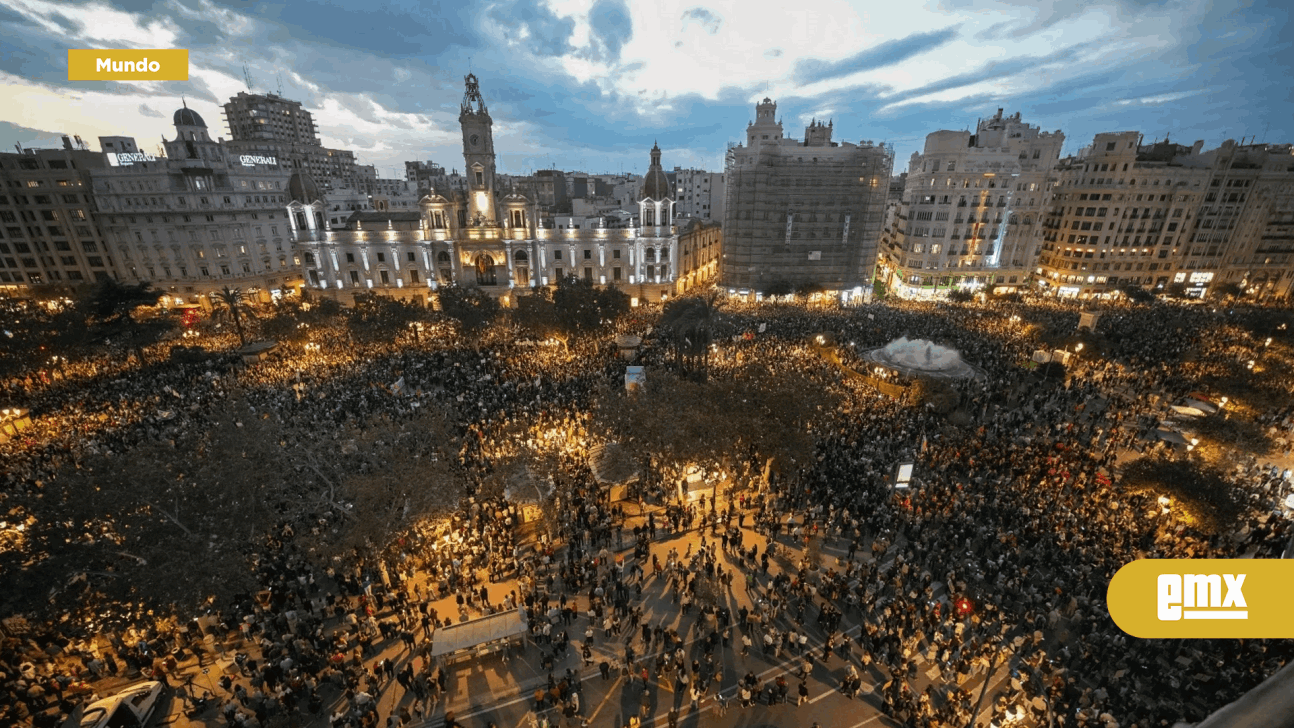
[79,681,166,728]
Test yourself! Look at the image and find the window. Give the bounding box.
[583,249,591,259]
[613,249,621,259]
[350,270,360,284]
[553,249,562,260]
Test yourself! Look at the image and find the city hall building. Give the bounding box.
[296,75,686,305]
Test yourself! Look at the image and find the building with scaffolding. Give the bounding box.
[721,98,893,298]
[879,109,1064,298]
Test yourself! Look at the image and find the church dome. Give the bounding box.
[639,141,671,201]
[287,172,322,204]
[173,107,206,127]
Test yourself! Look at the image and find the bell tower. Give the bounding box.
[460,73,497,226]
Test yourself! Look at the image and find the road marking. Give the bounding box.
[845,714,886,728]
[583,676,623,724]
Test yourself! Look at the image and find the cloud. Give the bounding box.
[0,0,1289,186]
[681,7,721,35]
[488,0,577,57]
[0,119,68,151]
[793,27,963,85]
[587,0,634,60]
[1114,90,1205,106]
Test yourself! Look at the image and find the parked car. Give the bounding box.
[78,681,166,728]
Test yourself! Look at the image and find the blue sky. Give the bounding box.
[0,0,1290,178]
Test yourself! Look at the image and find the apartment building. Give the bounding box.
[1035,134,1294,299]
[672,167,725,222]
[879,109,1064,298]
[676,218,722,294]
[222,92,362,187]
[0,139,119,292]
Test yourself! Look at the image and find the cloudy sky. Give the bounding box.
[1,0,1290,179]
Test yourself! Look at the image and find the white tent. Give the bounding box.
[1170,405,1207,418]
[429,609,528,659]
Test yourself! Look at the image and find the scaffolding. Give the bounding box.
[722,139,893,292]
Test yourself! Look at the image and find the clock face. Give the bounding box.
[469,134,479,147]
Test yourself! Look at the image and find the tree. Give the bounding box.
[1209,281,1244,301]
[597,284,632,323]
[213,286,256,346]
[81,278,162,324]
[911,377,960,415]
[348,292,427,344]
[1163,282,1188,299]
[794,281,825,300]
[947,289,974,303]
[515,279,631,351]
[75,279,174,361]
[1121,457,1245,535]
[762,279,794,298]
[1119,285,1156,303]
[3,397,465,616]
[593,365,836,481]
[872,279,888,300]
[258,294,348,348]
[437,284,500,333]
[657,294,723,375]
[515,289,568,350]
[0,298,95,377]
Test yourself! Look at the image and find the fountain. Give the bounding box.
[862,336,982,380]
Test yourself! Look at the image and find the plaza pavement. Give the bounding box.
[140,498,1030,728]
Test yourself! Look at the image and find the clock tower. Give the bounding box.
[460,73,497,226]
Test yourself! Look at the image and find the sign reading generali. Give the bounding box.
[239,155,279,167]
[106,152,161,166]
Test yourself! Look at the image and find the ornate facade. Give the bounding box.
[297,75,682,305]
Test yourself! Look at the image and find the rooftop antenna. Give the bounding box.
[243,63,253,92]
[276,72,283,95]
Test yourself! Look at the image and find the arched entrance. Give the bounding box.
[513,249,530,287]
[474,254,497,286]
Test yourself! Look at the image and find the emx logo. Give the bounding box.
[1157,573,1246,620]
[1109,560,1294,638]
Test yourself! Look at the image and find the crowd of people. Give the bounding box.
[0,293,1292,728]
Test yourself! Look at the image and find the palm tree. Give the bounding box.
[658,294,722,376]
[214,286,254,346]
